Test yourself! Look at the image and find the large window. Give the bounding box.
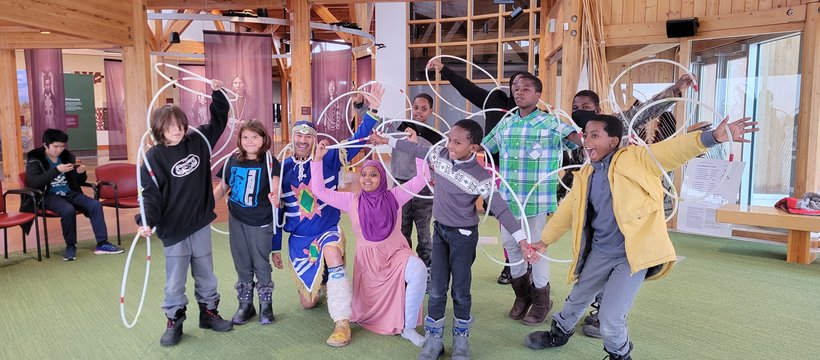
[690,33,802,206]
[407,0,541,128]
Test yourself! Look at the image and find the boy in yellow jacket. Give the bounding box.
[523,114,757,359]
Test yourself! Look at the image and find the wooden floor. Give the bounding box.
[2,146,369,257]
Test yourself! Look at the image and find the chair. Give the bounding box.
[18,172,98,257]
[1,180,43,261]
[95,163,139,245]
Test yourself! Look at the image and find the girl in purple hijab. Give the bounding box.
[310,137,431,347]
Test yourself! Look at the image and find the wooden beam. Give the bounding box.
[0,33,115,49]
[794,2,820,196]
[147,0,416,9]
[608,43,680,63]
[605,5,807,46]
[211,10,226,31]
[312,4,354,43]
[162,9,198,51]
[560,0,583,112]
[669,38,689,229]
[0,0,131,46]
[123,0,152,163]
[280,74,289,142]
[0,49,23,186]
[289,0,312,122]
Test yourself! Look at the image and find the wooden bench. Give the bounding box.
[716,204,820,264]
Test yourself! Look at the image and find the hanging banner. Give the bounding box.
[17,69,35,152]
[356,55,372,91]
[312,40,352,142]
[64,74,97,155]
[25,49,66,148]
[178,64,209,127]
[104,60,127,160]
[204,30,274,162]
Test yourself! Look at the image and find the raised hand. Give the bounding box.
[364,83,385,111]
[426,58,443,72]
[675,73,698,93]
[314,139,330,159]
[405,128,418,143]
[712,116,758,143]
[211,79,224,91]
[369,131,389,146]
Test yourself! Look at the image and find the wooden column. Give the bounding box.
[0,49,23,185]
[794,2,820,196]
[123,0,152,163]
[669,38,691,229]
[559,0,583,112]
[289,0,312,123]
[538,3,549,103]
[280,72,289,142]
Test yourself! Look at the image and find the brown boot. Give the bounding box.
[521,283,553,326]
[509,275,532,320]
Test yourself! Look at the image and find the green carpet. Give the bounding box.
[1,217,819,359]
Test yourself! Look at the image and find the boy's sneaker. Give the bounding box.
[95,242,124,255]
[63,246,77,261]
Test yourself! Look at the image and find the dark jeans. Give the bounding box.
[427,221,479,321]
[44,192,108,246]
[399,179,433,267]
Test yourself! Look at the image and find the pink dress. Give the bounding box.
[310,159,430,335]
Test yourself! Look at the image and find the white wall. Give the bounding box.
[375,3,408,118]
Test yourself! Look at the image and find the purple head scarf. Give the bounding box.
[357,160,399,242]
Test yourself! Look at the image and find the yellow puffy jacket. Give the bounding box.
[542,131,710,284]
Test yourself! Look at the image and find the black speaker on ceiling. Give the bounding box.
[170,31,181,44]
[666,17,699,38]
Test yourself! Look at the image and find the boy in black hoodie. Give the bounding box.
[136,80,233,346]
[25,129,123,261]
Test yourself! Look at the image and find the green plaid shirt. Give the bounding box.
[483,109,579,217]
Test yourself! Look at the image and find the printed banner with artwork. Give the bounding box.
[178,64,209,127]
[311,40,352,142]
[204,31,274,162]
[25,49,66,148]
[104,60,127,160]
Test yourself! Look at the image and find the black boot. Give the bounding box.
[604,342,633,360]
[583,299,602,338]
[524,319,574,350]
[258,282,275,324]
[199,301,234,332]
[497,262,512,285]
[232,282,256,325]
[160,307,186,347]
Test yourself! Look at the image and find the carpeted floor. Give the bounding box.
[1,217,819,360]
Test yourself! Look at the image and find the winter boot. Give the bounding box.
[521,283,553,326]
[509,274,532,320]
[604,341,633,360]
[198,301,234,332]
[416,316,445,360]
[451,316,474,360]
[258,282,275,324]
[524,319,574,350]
[160,307,186,347]
[231,281,256,325]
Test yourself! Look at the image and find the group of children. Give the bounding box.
[136,68,757,360]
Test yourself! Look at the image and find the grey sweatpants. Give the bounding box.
[162,225,220,318]
[228,215,274,285]
[553,252,647,356]
[500,214,549,287]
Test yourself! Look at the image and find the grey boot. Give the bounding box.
[160,307,186,347]
[257,282,275,324]
[451,316,474,360]
[416,316,445,360]
[232,281,256,325]
[582,299,602,338]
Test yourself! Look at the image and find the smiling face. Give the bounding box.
[240,129,264,159]
[412,97,432,123]
[446,126,479,161]
[359,165,382,193]
[292,132,315,158]
[582,120,620,162]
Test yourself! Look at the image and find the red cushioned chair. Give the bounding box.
[1,180,43,261]
[18,172,97,257]
[95,163,139,246]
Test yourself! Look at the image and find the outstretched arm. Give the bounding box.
[311,141,353,212]
[391,158,432,206]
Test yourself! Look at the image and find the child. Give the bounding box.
[213,120,283,325]
[482,72,582,326]
[137,80,234,346]
[524,114,757,359]
[370,119,535,360]
[310,139,430,347]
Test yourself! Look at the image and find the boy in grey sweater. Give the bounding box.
[371,119,535,360]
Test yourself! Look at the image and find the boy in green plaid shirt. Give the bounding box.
[483,72,582,326]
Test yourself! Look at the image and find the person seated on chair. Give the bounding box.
[24,129,123,261]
